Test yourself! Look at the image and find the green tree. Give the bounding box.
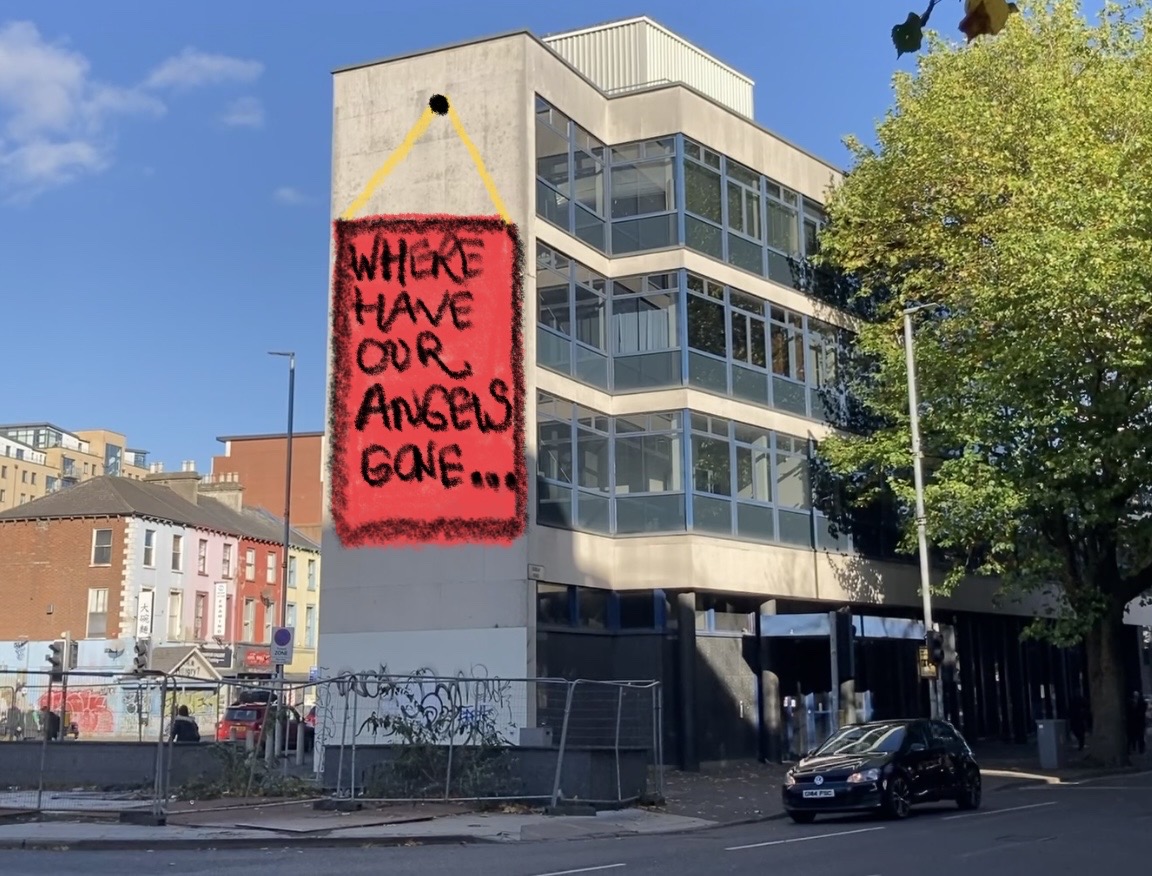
[821,0,1152,766]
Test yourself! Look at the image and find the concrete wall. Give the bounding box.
[323,33,536,682]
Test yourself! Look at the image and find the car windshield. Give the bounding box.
[813,724,906,756]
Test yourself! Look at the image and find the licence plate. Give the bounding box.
[802,789,835,799]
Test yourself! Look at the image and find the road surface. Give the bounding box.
[1,769,1148,875]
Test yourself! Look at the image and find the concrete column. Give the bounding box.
[676,592,699,772]
[756,600,782,763]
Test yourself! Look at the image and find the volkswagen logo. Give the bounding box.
[814,775,824,785]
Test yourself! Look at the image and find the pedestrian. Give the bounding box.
[39,705,60,741]
[169,705,201,743]
[1069,692,1089,752]
[1130,692,1147,756]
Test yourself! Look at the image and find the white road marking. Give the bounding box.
[943,801,1057,821]
[532,865,626,876]
[725,826,885,851]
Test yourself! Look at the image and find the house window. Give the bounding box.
[222,543,233,578]
[264,603,275,643]
[87,588,108,637]
[92,528,113,565]
[143,529,155,567]
[29,472,36,485]
[21,470,27,483]
[225,595,234,639]
[193,591,208,639]
[286,602,297,629]
[245,548,256,580]
[197,539,208,574]
[288,555,297,587]
[307,558,317,590]
[171,534,183,572]
[265,551,276,584]
[167,590,183,640]
[242,598,256,641]
[305,605,316,647]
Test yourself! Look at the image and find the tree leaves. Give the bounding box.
[893,12,928,57]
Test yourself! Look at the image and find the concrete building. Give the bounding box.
[212,432,324,543]
[321,17,1149,762]
[0,423,151,514]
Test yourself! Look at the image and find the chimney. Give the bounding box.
[181,459,196,472]
[144,468,201,504]
[198,471,245,513]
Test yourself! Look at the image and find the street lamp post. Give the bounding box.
[268,351,295,682]
[902,305,942,720]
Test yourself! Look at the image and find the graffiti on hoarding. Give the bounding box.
[39,687,114,735]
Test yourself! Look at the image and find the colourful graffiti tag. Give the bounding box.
[40,687,114,735]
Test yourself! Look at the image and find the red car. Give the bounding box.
[216,694,314,751]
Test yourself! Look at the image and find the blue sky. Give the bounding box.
[0,1,1048,471]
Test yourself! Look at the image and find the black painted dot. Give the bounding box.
[485,472,500,489]
[504,473,517,491]
[470,471,483,487]
[429,94,450,115]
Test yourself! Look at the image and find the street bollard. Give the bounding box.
[245,727,254,753]
[295,723,306,766]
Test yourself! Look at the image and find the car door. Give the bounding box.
[930,720,967,793]
[901,721,938,798]
[924,721,957,797]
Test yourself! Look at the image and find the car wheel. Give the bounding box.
[956,768,982,810]
[884,775,912,820]
[788,811,816,824]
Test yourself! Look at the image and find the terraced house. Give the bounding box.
[0,467,320,738]
[320,16,1151,764]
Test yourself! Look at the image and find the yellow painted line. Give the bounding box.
[340,107,435,219]
[340,98,511,224]
[448,103,511,224]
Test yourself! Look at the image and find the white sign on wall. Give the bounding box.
[213,581,229,637]
[137,590,154,638]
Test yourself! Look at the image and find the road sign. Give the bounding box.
[918,646,939,680]
[271,627,295,665]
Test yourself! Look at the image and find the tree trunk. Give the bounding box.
[1084,600,1130,767]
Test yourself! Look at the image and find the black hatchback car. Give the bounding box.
[782,718,981,823]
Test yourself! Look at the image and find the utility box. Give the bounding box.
[1036,719,1067,770]
[519,726,554,747]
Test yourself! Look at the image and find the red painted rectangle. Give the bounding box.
[328,214,525,547]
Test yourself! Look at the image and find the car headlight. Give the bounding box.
[784,772,797,788]
[847,768,881,784]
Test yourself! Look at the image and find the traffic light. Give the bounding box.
[132,639,151,674]
[66,638,79,671]
[47,640,65,682]
[959,0,1018,43]
[926,629,945,665]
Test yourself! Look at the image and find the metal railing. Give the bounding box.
[0,669,663,815]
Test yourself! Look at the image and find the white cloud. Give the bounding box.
[0,21,265,201]
[0,21,165,199]
[145,48,263,90]
[273,186,309,205]
[220,96,264,128]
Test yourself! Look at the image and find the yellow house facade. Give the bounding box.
[284,539,321,679]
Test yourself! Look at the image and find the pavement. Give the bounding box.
[0,768,1148,874]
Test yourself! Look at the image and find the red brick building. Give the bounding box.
[0,516,127,643]
[212,432,323,542]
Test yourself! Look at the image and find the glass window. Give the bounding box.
[142,529,155,567]
[685,155,722,223]
[537,584,571,625]
[616,432,682,494]
[771,311,806,381]
[572,126,605,215]
[767,186,800,255]
[576,426,610,492]
[537,415,573,485]
[535,102,570,193]
[537,243,571,335]
[574,266,607,351]
[612,285,678,355]
[611,157,675,218]
[692,434,730,496]
[618,592,656,629]
[687,290,726,357]
[775,436,811,509]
